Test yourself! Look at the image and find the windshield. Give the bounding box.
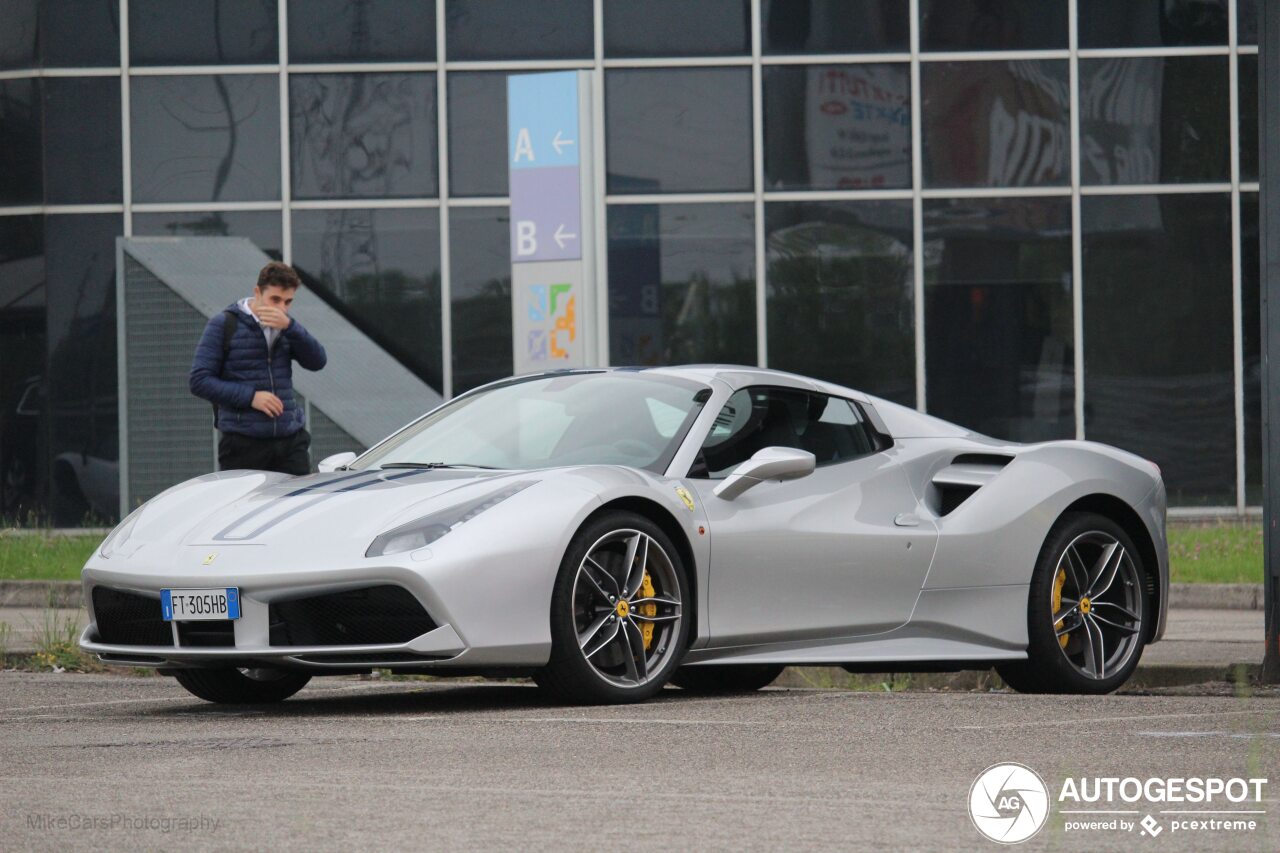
[353,372,710,473]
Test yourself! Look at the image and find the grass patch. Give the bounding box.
[28,609,102,673]
[0,532,101,581]
[1169,522,1262,584]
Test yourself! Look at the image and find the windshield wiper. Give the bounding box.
[378,462,501,470]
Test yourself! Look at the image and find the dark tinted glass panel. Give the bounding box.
[920,0,1067,51]
[1080,57,1229,185]
[1240,54,1258,183]
[291,73,437,200]
[133,210,282,258]
[1242,193,1260,504]
[41,0,120,67]
[0,1,37,70]
[288,0,435,63]
[604,0,748,57]
[450,208,511,393]
[292,208,442,391]
[0,79,42,205]
[447,0,590,60]
[921,60,1069,188]
[762,0,908,53]
[1239,0,1257,44]
[448,72,506,197]
[1078,0,1227,48]
[766,201,914,406]
[608,204,755,366]
[0,215,45,523]
[764,64,910,191]
[131,0,277,66]
[45,214,122,525]
[607,68,752,194]
[1083,194,1233,505]
[925,197,1073,441]
[43,77,122,204]
[131,75,280,203]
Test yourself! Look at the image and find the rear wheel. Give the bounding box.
[998,512,1148,694]
[536,511,690,704]
[173,668,311,704]
[671,664,784,694]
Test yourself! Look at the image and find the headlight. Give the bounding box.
[98,508,143,559]
[366,481,533,558]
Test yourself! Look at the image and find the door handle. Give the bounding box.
[894,512,920,527]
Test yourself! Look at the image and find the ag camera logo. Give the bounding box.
[969,763,1051,844]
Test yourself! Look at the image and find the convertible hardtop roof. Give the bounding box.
[514,364,868,399]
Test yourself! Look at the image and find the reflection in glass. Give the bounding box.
[292,208,442,391]
[920,0,1067,51]
[766,201,914,406]
[288,0,435,63]
[762,0,907,54]
[0,1,36,70]
[608,204,755,366]
[0,79,42,205]
[764,65,910,191]
[0,215,46,523]
[43,77,122,204]
[606,69,752,194]
[1242,194,1260,504]
[1080,57,1228,185]
[1239,0,1257,44]
[45,214,122,525]
[604,0,748,57]
[291,73,437,200]
[447,0,591,60]
[450,208,511,394]
[925,198,1073,441]
[130,0,277,66]
[131,75,280,203]
[1078,0,1227,47]
[448,72,507,197]
[1082,194,1234,506]
[921,61,1069,188]
[1239,55,1257,183]
[42,0,120,67]
[132,211,282,258]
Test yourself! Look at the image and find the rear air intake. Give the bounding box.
[268,585,437,647]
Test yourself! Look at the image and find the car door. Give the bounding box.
[683,386,937,647]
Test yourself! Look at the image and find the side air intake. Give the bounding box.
[929,454,1015,516]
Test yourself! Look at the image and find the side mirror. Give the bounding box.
[318,451,358,473]
[713,447,816,500]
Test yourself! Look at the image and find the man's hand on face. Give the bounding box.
[252,391,284,418]
[256,303,291,330]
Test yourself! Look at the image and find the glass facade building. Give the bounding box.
[0,0,1262,524]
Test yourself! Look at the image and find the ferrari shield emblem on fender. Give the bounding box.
[203,553,218,566]
[675,486,695,511]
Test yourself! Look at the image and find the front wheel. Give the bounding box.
[536,511,690,704]
[997,512,1148,694]
[173,668,311,704]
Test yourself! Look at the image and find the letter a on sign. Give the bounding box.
[513,128,535,163]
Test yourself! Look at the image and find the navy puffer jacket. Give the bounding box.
[189,303,327,439]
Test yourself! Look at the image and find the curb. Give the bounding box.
[0,580,82,609]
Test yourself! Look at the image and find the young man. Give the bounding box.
[189,261,327,474]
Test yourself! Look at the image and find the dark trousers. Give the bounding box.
[218,428,311,475]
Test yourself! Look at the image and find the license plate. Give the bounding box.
[161,588,240,621]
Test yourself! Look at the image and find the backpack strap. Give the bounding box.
[211,308,242,426]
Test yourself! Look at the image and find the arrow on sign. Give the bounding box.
[554,224,577,248]
[552,130,575,155]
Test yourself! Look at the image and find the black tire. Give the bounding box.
[536,511,691,705]
[671,664,785,694]
[997,512,1149,695]
[173,668,311,704]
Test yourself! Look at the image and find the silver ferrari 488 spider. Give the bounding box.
[80,366,1167,704]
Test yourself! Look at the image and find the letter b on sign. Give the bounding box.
[517,221,537,256]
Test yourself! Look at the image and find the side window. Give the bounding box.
[689,387,877,479]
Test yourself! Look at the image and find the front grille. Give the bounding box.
[177,620,235,647]
[269,585,436,647]
[92,587,173,647]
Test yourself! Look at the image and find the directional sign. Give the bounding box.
[508,71,595,373]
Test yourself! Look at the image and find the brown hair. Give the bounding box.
[256,261,301,291]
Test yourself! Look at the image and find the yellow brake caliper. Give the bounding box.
[639,572,657,650]
[1053,565,1069,649]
